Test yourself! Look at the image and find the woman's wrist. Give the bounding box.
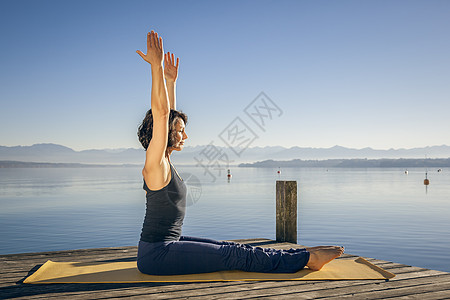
[151,64,164,77]
[151,63,163,69]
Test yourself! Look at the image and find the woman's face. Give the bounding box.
[171,118,188,151]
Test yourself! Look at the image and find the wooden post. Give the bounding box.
[276,180,297,243]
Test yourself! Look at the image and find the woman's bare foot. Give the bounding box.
[306,246,344,271]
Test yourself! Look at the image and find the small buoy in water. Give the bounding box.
[277,167,281,174]
[424,172,430,185]
[405,170,408,174]
[227,169,232,178]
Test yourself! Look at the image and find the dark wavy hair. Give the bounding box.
[138,109,188,150]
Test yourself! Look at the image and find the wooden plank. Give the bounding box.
[386,289,450,300]
[0,251,137,271]
[321,281,450,299]
[225,238,274,244]
[1,282,250,300]
[286,274,450,299]
[0,247,137,263]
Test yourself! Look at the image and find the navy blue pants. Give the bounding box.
[137,236,310,275]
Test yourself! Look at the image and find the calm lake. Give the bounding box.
[0,166,449,272]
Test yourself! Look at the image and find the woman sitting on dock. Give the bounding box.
[135,30,344,275]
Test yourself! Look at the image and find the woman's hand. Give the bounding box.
[136,30,164,66]
[164,52,180,83]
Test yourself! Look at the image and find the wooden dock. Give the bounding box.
[1,238,450,299]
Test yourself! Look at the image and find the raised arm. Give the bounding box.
[164,52,179,110]
[136,31,170,172]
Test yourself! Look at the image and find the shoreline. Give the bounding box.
[1,158,450,168]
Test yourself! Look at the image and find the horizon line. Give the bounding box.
[1,142,449,152]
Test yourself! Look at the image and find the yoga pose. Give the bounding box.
[136,30,344,275]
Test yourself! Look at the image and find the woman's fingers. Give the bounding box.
[163,52,179,67]
[138,31,165,64]
[136,50,145,59]
[155,32,160,49]
[146,30,164,51]
[151,31,157,49]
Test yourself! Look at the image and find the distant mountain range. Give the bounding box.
[0,143,449,166]
[239,158,450,168]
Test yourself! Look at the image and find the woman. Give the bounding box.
[136,30,344,275]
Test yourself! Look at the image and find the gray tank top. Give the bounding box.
[140,163,187,243]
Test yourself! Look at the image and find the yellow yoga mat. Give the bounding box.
[24,257,394,284]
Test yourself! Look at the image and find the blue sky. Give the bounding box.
[1,0,449,151]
